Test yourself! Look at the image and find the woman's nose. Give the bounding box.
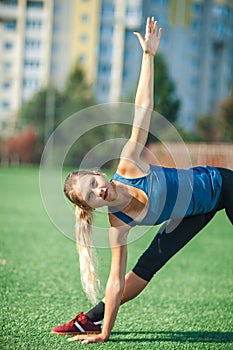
[95,187,105,198]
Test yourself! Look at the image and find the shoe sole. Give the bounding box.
[52,330,101,335]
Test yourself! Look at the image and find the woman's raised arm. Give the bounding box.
[120,17,162,164]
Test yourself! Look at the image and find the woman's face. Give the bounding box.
[75,174,117,209]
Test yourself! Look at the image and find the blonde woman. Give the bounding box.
[52,17,233,344]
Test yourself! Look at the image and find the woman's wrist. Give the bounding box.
[144,49,155,57]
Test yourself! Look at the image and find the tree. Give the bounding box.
[17,86,62,142]
[1,127,39,165]
[17,64,97,163]
[196,114,217,142]
[57,64,96,123]
[144,53,181,144]
[153,53,181,123]
[18,63,96,134]
[216,90,233,142]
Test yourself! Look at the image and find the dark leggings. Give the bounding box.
[86,168,233,322]
[133,167,233,282]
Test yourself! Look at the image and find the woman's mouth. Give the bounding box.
[104,189,108,200]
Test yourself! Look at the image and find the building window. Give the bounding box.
[213,22,226,38]
[4,42,14,50]
[26,19,43,29]
[23,79,39,89]
[81,14,90,23]
[190,58,199,68]
[80,34,88,43]
[100,23,114,36]
[78,54,87,64]
[4,1,17,7]
[53,4,61,13]
[100,83,109,93]
[2,81,12,89]
[192,2,203,14]
[101,3,115,16]
[24,60,40,70]
[4,20,17,31]
[99,43,112,57]
[25,39,41,50]
[3,62,12,70]
[190,38,199,50]
[152,0,168,5]
[27,1,43,9]
[53,22,60,32]
[212,5,228,18]
[189,77,198,87]
[98,64,111,75]
[230,10,233,22]
[52,43,59,53]
[50,63,57,74]
[192,20,201,31]
[2,101,11,109]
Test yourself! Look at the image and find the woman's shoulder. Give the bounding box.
[116,159,150,178]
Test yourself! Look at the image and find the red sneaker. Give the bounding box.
[52,312,102,335]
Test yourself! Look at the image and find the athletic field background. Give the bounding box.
[1,167,232,350]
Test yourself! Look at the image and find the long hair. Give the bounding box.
[64,170,101,304]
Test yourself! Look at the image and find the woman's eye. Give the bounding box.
[88,192,93,201]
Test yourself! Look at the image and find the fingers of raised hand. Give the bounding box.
[145,17,150,39]
[158,27,163,39]
[145,17,161,38]
[152,18,158,35]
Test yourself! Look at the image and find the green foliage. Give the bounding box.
[154,54,180,123]
[18,64,96,144]
[216,90,233,142]
[195,90,233,143]
[1,167,233,349]
[196,114,217,142]
[57,64,96,122]
[147,54,181,144]
[17,56,183,164]
[18,88,47,137]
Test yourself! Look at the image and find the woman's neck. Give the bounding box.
[108,181,134,210]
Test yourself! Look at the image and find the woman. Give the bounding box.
[52,18,233,344]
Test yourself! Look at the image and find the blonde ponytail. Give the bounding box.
[74,205,100,304]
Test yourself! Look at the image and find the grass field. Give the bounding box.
[0,167,232,350]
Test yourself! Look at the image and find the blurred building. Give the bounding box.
[0,0,53,132]
[0,0,232,133]
[51,0,101,88]
[95,0,143,102]
[95,0,233,129]
[155,0,233,129]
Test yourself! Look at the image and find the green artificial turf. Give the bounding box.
[0,167,232,349]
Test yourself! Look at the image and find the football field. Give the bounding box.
[0,167,232,349]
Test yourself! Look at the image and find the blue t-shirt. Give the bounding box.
[109,165,222,226]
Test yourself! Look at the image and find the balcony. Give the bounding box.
[0,3,18,20]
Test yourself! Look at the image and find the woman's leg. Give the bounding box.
[132,211,216,282]
[86,272,148,321]
[86,167,233,321]
[87,211,217,321]
[121,271,149,304]
[217,168,233,224]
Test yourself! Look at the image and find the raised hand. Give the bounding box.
[134,17,162,56]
